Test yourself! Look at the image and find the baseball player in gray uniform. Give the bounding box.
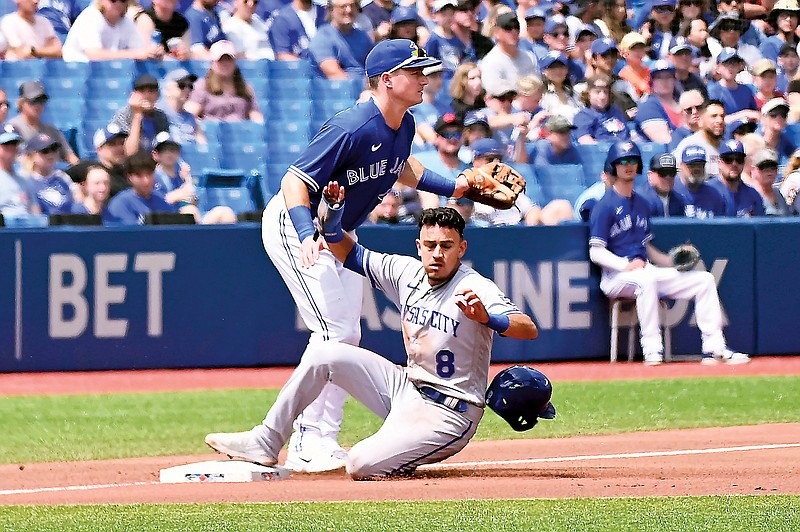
[206,182,538,478]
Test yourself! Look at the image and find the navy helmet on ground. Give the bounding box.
[604,140,643,176]
[485,365,556,432]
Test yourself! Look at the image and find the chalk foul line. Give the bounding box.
[2,442,799,495]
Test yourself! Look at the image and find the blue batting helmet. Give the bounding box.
[486,366,556,432]
[604,140,643,176]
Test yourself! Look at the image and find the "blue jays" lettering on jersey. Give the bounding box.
[589,187,652,260]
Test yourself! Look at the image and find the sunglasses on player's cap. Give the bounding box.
[365,39,441,77]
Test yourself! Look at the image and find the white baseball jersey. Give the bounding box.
[360,250,520,406]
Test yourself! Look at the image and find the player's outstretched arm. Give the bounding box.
[401,156,470,198]
[319,181,355,264]
[455,289,538,340]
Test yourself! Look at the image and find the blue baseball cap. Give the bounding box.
[540,51,568,69]
[464,110,490,128]
[682,145,707,163]
[650,59,676,76]
[591,37,618,56]
[576,24,598,38]
[524,7,547,19]
[669,36,694,55]
[365,39,441,77]
[719,139,745,156]
[472,138,504,160]
[652,0,676,7]
[717,47,744,64]
[25,133,59,153]
[544,14,568,34]
[93,123,129,149]
[0,123,22,145]
[390,6,419,24]
[726,117,757,138]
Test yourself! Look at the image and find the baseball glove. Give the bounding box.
[669,243,701,272]
[459,161,526,210]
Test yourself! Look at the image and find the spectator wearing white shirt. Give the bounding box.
[480,12,539,98]
[0,0,62,59]
[62,0,163,62]
[222,0,274,59]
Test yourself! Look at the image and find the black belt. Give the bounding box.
[418,386,469,413]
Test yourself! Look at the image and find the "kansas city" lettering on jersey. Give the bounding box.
[404,306,461,337]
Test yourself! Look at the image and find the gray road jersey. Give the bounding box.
[362,250,520,406]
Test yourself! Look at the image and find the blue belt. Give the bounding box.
[418,386,469,413]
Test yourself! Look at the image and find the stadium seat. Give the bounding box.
[42,99,84,129]
[196,168,257,214]
[89,59,136,79]
[266,99,313,120]
[268,78,311,100]
[310,78,361,101]
[248,78,269,100]
[1,58,45,80]
[268,59,312,79]
[188,59,211,78]
[265,120,310,144]
[84,99,127,121]
[265,163,289,193]
[534,164,587,205]
[221,143,267,172]
[639,142,668,174]
[44,60,90,81]
[200,120,221,144]
[42,78,87,100]
[0,0,16,16]
[513,165,545,206]
[313,99,351,122]
[577,143,612,185]
[219,121,266,143]
[87,78,133,100]
[181,143,221,176]
[79,119,113,158]
[237,59,270,80]
[0,77,26,98]
[267,142,304,165]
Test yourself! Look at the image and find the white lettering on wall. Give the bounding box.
[49,254,89,338]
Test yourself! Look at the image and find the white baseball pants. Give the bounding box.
[261,192,364,446]
[600,264,727,356]
[252,341,483,479]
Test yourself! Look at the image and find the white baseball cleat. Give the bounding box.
[284,448,348,473]
[643,353,664,366]
[205,431,277,466]
[702,349,751,365]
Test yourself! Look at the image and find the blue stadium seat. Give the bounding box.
[237,59,270,80]
[248,78,269,100]
[534,164,587,204]
[577,143,612,185]
[84,99,127,121]
[639,142,668,174]
[268,78,311,100]
[1,59,45,80]
[79,120,112,158]
[267,142,304,165]
[219,121,266,142]
[196,169,257,214]
[266,99,313,120]
[310,78,361,101]
[188,59,211,78]
[44,60,90,81]
[265,120,310,144]
[181,142,221,176]
[0,0,16,16]
[200,120,221,144]
[313,99,351,122]
[0,77,26,98]
[264,163,289,194]
[87,78,133,100]
[42,78,87,100]
[268,59,312,79]
[89,59,136,79]
[512,165,545,206]
[42,99,84,129]
[221,143,267,172]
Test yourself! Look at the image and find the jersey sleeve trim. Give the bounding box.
[589,237,608,247]
[287,166,320,193]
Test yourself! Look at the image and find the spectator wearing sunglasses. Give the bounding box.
[707,139,765,216]
[160,69,206,145]
[759,0,800,63]
[669,89,704,150]
[640,0,679,60]
[480,12,539,98]
[542,15,584,85]
[637,152,688,217]
[412,112,469,208]
[672,99,726,176]
[519,7,549,62]
[22,133,77,216]
[756,98,796,163]
[707,11,762,67]
[134,0,190,60]
[0,125,40,218]
[222,0,273,59]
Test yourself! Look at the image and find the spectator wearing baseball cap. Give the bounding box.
[645,0,678,60]
[458,110,493,162]
[749,148,792,215]
[618,32,651,99]
[581,37,639,118]
[724,117,758,140]
[8,81,78,166]
[674,144,729,219]
[638,151,687,216]
[757,98,796,162]
[479,12,540,101]
[708,139,766,217]
[635,60,682,145]
[412,112,469,196]
[22,133,78,215]
[185,40,264,123]
[524,115,580,166]
[388,6,421,43]
[759,0,800,63]
[106,150,179,226]
[0,123,39,218]
[668,36,707,98]
[519,8,549,61]
[540,15,585,85]
[707,47,759,120]
[159,69,206,146]
[538,51,583,121]
[778,44,799,94]
[750,59,785,110]
[574,74,631,144]
[66,125,130,198]
[107,74,171,157]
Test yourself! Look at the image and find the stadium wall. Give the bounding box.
[0,219,795,372]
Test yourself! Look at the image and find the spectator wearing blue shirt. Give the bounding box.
[519,7,549,62]
[268,0,327,60]
[707,139,766,217]
[24,133,76,215]
[635,60,683,145]
[707,11,762,66]
[107,151,178,225]
[36,0,81,39]
[308,0,373,79]
[580,37,638,119]
[637,152,687,216]
[184,0,228,59]
[715,0,765,49]
[574,74,630,144]
[361,0,394,41]
[706,48,760,122]
[160,69,207,145]
[542,15,584,85]
[642,0,678,60]
[410,63,451,150]
[411,112,469,207]
[759,2,800,63]
[424,0,463,73]
[668,37,707,98]
[674,144,728,218]
[777,44,799,93]
[524,115,581,166]
[757,98,797,164]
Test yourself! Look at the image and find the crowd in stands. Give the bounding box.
[2,0,800,227]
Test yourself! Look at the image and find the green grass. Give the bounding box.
[2,376,799,464]
[1,496,799,531]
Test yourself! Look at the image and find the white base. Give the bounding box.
[159,460,291,483]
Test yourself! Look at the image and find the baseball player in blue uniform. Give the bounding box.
[589,141,750,366]
[232,39,503,473]
[206,182,539,478]
[707,140,766,217]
